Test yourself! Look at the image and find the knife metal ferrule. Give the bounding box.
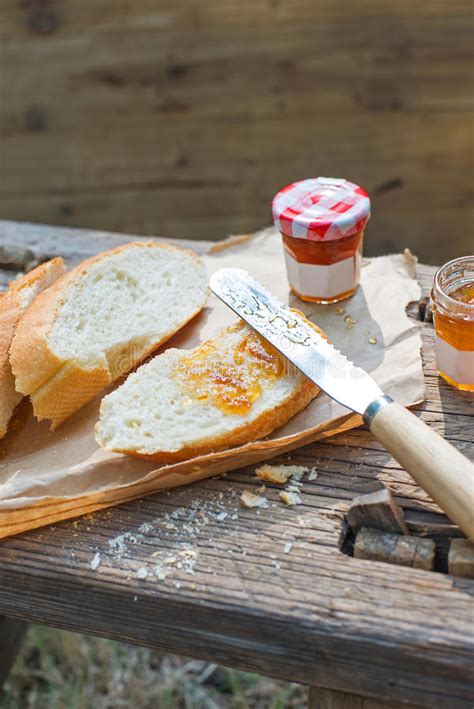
[363,395,394,427]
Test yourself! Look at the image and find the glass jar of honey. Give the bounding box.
[272,177,370,303]
[431,256,474,391]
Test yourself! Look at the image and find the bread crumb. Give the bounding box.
[308,468,318,481]
[155,564,169,580]
[255,464,309,484]
[179,549,197,559]
[216,512,228,521]
[240,490,269,509]
[137,567,148,579]
[284,542,293,553]
[90,552,101,571]
[279,491,302,506]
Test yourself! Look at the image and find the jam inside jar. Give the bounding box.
[282,229,364,304]
[272,177,370,304]
[431,256,474,391]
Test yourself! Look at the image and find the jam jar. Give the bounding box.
[272,177,371,303]
[431,256,474,391]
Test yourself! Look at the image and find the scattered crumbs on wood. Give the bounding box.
[284,542,293,554]
[108,531,139,558]
[155,565,169,581]
[240,490,269,509]
[90,551,101,571]
[279,491,302,506]
[138,521,153,534]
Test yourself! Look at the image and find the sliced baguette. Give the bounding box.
[95,319,320,462]
[0,257,65,438]
[10,241,208,429]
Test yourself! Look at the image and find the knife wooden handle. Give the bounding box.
[368,401,474,540]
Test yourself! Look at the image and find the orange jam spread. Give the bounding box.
[174,323,284,415]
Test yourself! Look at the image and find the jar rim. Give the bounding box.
[433,255,474,311]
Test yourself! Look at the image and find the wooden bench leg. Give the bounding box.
[0,615,28,690]
[308,686,421,708]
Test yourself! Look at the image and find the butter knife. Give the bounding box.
[210,267,474,539]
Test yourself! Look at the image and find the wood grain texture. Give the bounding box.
[0,223,473,707]
[346,487,409,535]
[0,2,473,263]
[307,686,422,709]
[354,527,435,571]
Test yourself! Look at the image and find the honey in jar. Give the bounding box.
[431,256,474,391]
[272,177,370,303]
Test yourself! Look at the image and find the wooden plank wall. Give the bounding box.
[0,1,472,263]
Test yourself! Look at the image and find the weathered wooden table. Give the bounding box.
[0,221,473,708]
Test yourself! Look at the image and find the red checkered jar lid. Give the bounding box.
[272,177,371,241]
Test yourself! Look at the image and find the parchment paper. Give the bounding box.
[0,228,424,539]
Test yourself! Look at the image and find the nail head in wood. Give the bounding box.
[346,487,409,535]
[354,527,435,571]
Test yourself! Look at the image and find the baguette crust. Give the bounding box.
[0,258,65,438]
[106,377,319,463]
[10,241,207,430]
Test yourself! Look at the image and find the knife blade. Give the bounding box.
[210,267,383,415]
[209,267,474,539]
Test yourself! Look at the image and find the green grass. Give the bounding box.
[2,625,308,708]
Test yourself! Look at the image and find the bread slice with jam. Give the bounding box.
[95,319,321,462]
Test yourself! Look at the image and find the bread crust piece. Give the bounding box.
[0,257,65,438]
[9,241,208,430]
[105,376,319,463]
